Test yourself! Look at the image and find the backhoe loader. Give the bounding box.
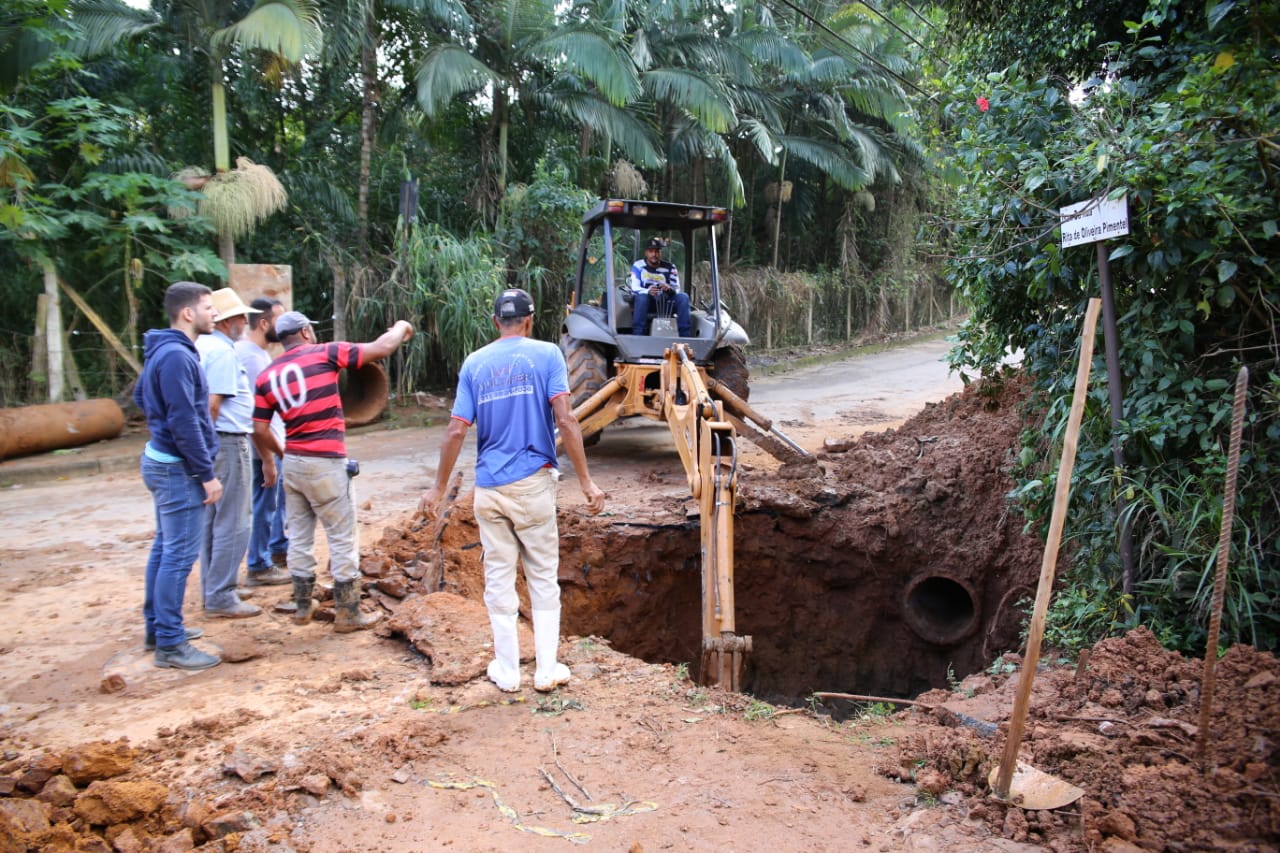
[560,200,811,690]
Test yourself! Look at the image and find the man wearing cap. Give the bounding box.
[235,297,290,587]
[419,288,606,693]
[134,281,222,670]
[629,237,692,337]
[196,288,263,619]
[252,311,414,633]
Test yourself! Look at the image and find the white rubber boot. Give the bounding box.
[487,612,521,692]
[533,607,571,692]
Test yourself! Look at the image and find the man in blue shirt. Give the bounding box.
[629,237,692,337]
[420,288,606,692]
[134,281,223,670]
[196,288,262,619]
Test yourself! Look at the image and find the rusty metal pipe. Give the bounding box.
[339,362,389,427]
[0,399,125,461]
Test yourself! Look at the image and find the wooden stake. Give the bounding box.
[1197,366,1249,772]
[993,297,1101,801]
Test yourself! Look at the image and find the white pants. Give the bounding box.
[474,469,560,615]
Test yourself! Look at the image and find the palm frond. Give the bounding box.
[732,28,809,76]
[777,134,868,191]
[539,89,663,167]
[642,68,735,133]
[415,43,500,117]
[212,0,323,63]
[531,27,639,106]
[733,117,778,165]
[67,0,158,59]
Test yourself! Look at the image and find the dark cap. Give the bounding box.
[275,310,314,337]
[645,237,664,250]
[493,288,535,319]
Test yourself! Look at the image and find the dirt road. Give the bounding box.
[0,336,969,847]
[1,333,1276,852]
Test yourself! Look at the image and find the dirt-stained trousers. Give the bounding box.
[474,468,560,616]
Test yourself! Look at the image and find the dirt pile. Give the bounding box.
[873,626,1280,851]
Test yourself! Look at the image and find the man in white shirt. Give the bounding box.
[196,288,262,618]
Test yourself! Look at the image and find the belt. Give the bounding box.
[217,431,250,437]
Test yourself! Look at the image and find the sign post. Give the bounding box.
[1059,194,1135,596]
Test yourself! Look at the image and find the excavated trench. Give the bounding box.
[378,379,1043,703]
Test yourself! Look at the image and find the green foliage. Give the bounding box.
[494,158,594,333]
[386,221,506,384]
[939,0,1280,653]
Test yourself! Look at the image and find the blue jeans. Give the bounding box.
[141,456,205,648]
[631,290,692,336]
[247,455,288,571]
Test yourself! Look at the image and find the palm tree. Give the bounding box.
[414,0,653,222]
[72,0,322,267]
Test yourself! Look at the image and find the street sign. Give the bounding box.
[1059,195,1129,248]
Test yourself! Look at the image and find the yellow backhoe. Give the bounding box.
[561,200,811,690]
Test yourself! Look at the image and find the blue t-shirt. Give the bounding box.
[452,336,570,488]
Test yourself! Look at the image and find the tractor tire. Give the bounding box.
[710,344,750,402]
[560,334,608,447]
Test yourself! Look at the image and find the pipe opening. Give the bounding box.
[340,362,389,427]
[903,574,979,646]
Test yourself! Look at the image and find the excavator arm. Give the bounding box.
[563,344,814,689]
[660,345,751,690]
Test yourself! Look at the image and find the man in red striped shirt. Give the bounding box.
[252,311,413,633]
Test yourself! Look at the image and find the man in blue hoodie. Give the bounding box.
[134,281,224,670]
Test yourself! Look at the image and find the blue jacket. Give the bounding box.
[134,328,218,483]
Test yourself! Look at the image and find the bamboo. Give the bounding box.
[993,297,1101,801]
[1197,366,1249,772]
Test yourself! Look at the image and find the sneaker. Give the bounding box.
[245,566,291,587]
[204,600,262,619]
[144,627,204,651]
[154,641,221,670]
[271,552,289,568]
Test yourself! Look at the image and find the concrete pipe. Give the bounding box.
[0,399,125,461]
[339,362,389,427]
[902,571,980,646]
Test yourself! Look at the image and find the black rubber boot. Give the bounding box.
[333,579,381,633]
[292,576,316,625]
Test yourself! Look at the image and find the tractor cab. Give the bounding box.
[564,199,748,365]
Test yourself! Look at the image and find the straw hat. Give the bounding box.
[210,288,260,322]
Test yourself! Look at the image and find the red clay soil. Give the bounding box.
[2,379,1277,851]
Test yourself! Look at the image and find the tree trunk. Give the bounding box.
[218,232,236,269]
[496,88,509,197]
[212,75,230,173]
[32,294,48,400]
[358,23,378,265]
[806,288,814,345]
[326,253,348,342]
[41,260,65,403]
[772,152,787,270]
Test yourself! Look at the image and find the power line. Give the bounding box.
[764,0,937,100]
[860,0,940,62]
